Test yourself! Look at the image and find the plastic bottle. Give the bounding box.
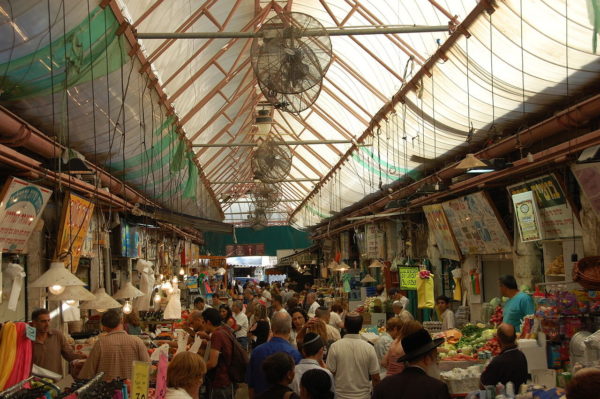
[505,382,515,398]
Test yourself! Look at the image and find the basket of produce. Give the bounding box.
[573,256,600,290]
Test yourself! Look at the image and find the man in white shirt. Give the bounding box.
[315,306,341,343]
[271,294,288,316]
[306,292,320,318]
[232,301,249,350]
[290,332,335,396]
[392,300,414,323]
[326,312,380,399]
[436,295,455,331]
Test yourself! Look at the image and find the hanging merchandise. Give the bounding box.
[5,322,33,389]
[55,193,95,272]
[4,263,25,311]
[417,270,435,309]
[163,286,182,320]
[470,270,481,295]
[342,272,352,293]
[133,259,155,312]
[451,267,463,302]
[0,322,17,389]
[0,177,52,253]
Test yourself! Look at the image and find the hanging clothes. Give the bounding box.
[5,322,33,389]
[416,273,435,309]
[164,287,182,320]
[341,273,352,293]
[133,259,155,311]
[0,322,18,389]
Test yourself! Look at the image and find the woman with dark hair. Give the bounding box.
[219,304,236,329]
[290,308,308,348]
[300,369,334,399]
[249,302,270,349]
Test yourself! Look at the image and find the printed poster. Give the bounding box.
[423,204,461,260]
[571,163,600,218]
[512,191,543,242]
[0,177,52,253]
[507,174,581,239]
[441,191,512,254]
[399,266,418,290]
[55,192,95,272]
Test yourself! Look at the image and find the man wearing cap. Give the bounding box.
[290,332,335,396]
[372,328,451,399]
[326,312,380,399]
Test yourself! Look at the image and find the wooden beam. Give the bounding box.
[133,0,164,27]
[323,75,373,119]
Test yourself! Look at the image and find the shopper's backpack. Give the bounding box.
[224,326,248,383]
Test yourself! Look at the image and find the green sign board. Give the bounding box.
[399,267,418,290]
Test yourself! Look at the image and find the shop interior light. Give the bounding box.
[455,153,487,170]
[80,288,122,311]
[171,276,179,284]
[254,109,273,136]
[48,285,96,302]
[113,281,144,300]
[122,301,133,314]
[153,293,162,303]
[179,267,185,275]
[96,308,107,313]
[369,259,385,268]
[361,274,376,283]
[29,261,86,293]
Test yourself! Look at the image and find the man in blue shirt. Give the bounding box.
[247,311,302,399]
[499,275,534,332]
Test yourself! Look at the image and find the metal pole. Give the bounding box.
[136,25,449,40]
[212,178,320,184]
[192,140,355,148]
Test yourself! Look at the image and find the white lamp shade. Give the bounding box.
[334,262,349,272]
[29,262,86,289]
[455,153,487,170]
[113,282,144,300]
[361,274,376,283]
[369,259,385,268]
[48,285,96,301]
[327,260,339,269]
[80,288,122,310]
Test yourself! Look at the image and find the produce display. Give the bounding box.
[489,297,505,325]
[438,323,499,361]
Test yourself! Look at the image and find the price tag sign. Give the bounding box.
[154,353,168,399]
[25,324,36,341]
[131,361,150,399]
[399,267,418,290]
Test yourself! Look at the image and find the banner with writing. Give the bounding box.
[0,177,52,253]
[399,266,418,290]
[442,191,512,254]
[423,204,461,260]
[512,191,543,242]
[55,192,95,272]
[507,174,581,239]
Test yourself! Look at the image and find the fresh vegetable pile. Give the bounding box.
[438,323,499,361]
[489,306,503,325]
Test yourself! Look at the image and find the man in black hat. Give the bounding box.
[371,328,451,399]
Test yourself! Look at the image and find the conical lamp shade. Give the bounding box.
[361,274,376,283]
[455,153,487,170]
[48,285,96,301]
[29,262,86,288]
[113,282,144,300]
[327,260,339,269]
[369,259,385,268]
[80,288,122,310]
[334,262,349,272]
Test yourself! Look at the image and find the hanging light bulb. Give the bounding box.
[159,274,164,281]
[161,281,171,291]
[179,267,185,276]
[49,284,65,295]
[172,276,179,284]
[96,308,107,313]
[153,293,162,303]
[65,299,77,306]
[122,301,133,314]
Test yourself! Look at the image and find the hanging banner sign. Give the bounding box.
[423,204,462,260]
[0,177,52,253]
[225,243,265,257]
[399,266,418,290]
[366,224,385,259]
[55,192,95,272]
[131,361,150,399]
[512,191,543,242]
[442,191,512,254]
[507,174,581,239]
[571,163,600,217]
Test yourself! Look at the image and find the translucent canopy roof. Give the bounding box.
[0,0,598,229]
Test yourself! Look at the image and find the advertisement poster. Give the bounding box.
[508,174,581,239]
[423,204,462,260]
[0,177,52,253]
[512,191,543,242]
[571,163,600,218]
[441,191,512,254]
[55,192,95,272]
[120,222,139,258]
[399,266,418,290]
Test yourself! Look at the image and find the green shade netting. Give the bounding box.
[0,6,126,100]
[592,0,600,53]
[184,157,198,199]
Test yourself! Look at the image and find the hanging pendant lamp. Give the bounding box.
[47,285,96,302]
[29,261,86,295]
[360,274,376,284]
[369,259,385,268]
[80,288,122,311]
[455,154,487,170]
[113,282,144,300]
